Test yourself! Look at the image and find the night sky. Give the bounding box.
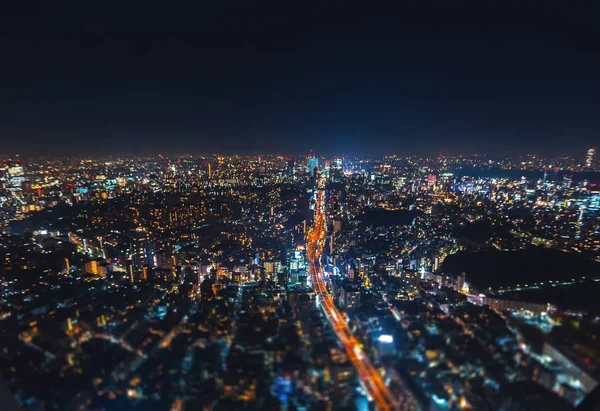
[1,3,599,156]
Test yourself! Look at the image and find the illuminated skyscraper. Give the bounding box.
[127,260,134,282]
[128,228,155,271]
[307,156,318,175]
[330,156,343,182]
[306,149,319,175]
[285,157,295,180]
[331,156,343,170]
[1,159,25,193]
[427,174,437,190]
[586,147,596,168]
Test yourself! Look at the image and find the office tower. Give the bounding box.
[307,150,319,174]
[127,260,134,283]
[329,156,343,182]
[433,256,439,272]
[84,260,106,276]
[285,157,295,180]
[1,159,25,193]
[207,162,212,178]
[427,174,437,190]
[543,169,548,184]
[331,156,343,170]
[128,228,155,271]
[307,157,319,174]
[586,147,597,168]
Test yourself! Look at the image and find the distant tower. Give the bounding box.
[207,162,212,179]
[427,174,437,190]
[2,159,26,193]
[129,229,155,270]
[331,156,343,170]
[286,157,295,181]
[307,150,318,174]
[542,169,548,184]
[64,258,70,273]
[586,147,597,168]
[330,156,344,182]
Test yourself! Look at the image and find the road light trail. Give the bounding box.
[306,183,398,411]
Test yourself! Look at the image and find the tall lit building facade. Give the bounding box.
[307,156,319,175]
[427,174,437,190]
[331,156,343,170]
[128,228,155,271]
[330,156,343,182]
[1,160,26,193]
[285,157,295,181]
[586,147,597,168]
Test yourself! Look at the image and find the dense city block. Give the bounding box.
[1,151,600,410]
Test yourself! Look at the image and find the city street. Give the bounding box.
[307,185,398,411]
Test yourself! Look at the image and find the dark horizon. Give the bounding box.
[0,147,596,161]
[1,3,599,156]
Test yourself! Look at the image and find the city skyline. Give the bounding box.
[2,3,600,410]
[1,152,599,409]
[1,146,598,161]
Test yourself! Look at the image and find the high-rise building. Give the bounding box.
[331,156,343,170]
[339,283,361,308]
[1,160,26,193]
[285,157,295,180]
[127,260,134,282]
[586,147,597,168]
[427,174,437,190]
[329,156,343,182]
[307,156,319,175]
[307,150,319,175]
[128,228,155,271]
[84,260,106,276]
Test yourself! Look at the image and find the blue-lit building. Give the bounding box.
[307,157,318,174]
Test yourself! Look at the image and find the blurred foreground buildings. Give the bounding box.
[0,152,599,409]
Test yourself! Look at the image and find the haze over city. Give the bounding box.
[1,3,600,411]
